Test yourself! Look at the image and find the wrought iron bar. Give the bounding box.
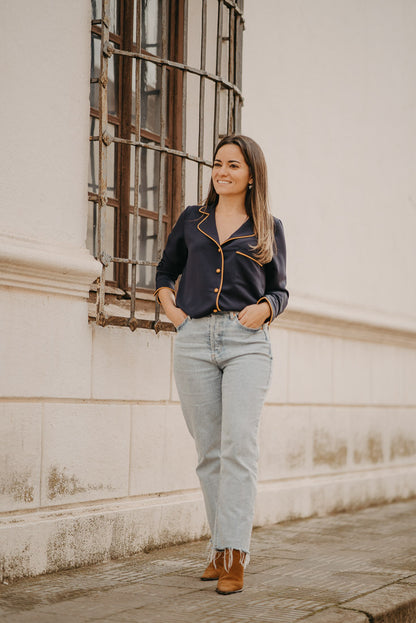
[97,0,111,327]
[108,256,158,265]
[107,47,243,99]
[129,0,142,330]
[181,0,188,214]
[234,2,243,132]
[223,0,243,15]
[98,315,176,332]
[214,0,223,148]
[108,137,214,166]
[227,4,235,134]
[155,0,169,322]
[197,0,207,203]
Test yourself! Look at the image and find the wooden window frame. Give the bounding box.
[89,0,184,292]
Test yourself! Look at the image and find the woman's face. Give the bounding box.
[212,143,252,200]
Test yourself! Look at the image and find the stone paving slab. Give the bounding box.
[1,499,416,622]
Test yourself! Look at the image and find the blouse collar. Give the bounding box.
[198,204,255,245]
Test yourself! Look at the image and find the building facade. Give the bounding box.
[1,0,416,580]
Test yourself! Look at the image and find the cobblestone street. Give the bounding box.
[1,499,416,622]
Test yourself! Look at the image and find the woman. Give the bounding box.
[154,135,288,594]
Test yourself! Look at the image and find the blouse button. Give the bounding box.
[214,288,219,293]
[216,268,221,273]
[218,248,221,252]
[213,309,218,313]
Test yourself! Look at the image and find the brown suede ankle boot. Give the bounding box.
[216,549,246,594]
[200,551,224,581]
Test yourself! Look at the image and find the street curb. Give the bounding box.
[298,579,416,622]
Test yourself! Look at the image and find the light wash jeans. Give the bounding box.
[173,312,272,556]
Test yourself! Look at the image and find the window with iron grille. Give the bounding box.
[88,0,244,331]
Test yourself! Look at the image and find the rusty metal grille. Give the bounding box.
[89,0,244,331]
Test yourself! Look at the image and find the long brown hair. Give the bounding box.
[204,134,275,264]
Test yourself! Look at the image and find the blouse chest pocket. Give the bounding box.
[231,249,266,294]
[235,251,263,267]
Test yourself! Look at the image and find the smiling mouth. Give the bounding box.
[217,180,232,184]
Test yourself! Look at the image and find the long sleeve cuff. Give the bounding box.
[257,296,275,325]
[153,286,176,304]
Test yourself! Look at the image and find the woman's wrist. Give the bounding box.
[157,289,186,326]
[257,301,271,323]
[157,288,176,311]
[169,308,187,327]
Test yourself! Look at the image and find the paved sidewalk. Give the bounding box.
[1,499,416,622]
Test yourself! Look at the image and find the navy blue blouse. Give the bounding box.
[154,204,289,322]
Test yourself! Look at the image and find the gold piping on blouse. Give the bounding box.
[257,296,274,325]
[153,286,176,304]
[197,209,223,310]
[236,250,263,267]
[198,206,255,244]
[197,206,261,312]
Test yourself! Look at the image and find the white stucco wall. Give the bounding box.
[1,0,415,580]
[0,0,92,246]
[240,0,416,528]
[243,0,416,331]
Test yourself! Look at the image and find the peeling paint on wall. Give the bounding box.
[313,431,347,469]
[0,471,34,503]
[48,466,87,499]
[1,545,32,584]
[47,466,108,500]
[354,434,383,464]
[287,445,306,470]
[391,436,416,460]
[46,516,109,572]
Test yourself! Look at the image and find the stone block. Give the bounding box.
[0,289,93,398]
[258,405,311,480]
[267,326,289,404]
[288,331,333,404]
[332,337,372,404]
[371,343,404,405]
[402,347,416,406]
[311,407,350,472]
[350,407,386,466]
[0,403,42,511]
[41,403,130,506]
[255,479,312,525]
[130,404,198,496]
[387,409,416,463]
[91,325,172,401]
[309,476,349,515]
[170,353,180,403]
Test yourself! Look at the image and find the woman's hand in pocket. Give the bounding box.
[170,308,188,328]
[238,302,270,328]
[156,288,188,328]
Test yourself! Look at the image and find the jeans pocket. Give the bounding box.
[235,316,262,333]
